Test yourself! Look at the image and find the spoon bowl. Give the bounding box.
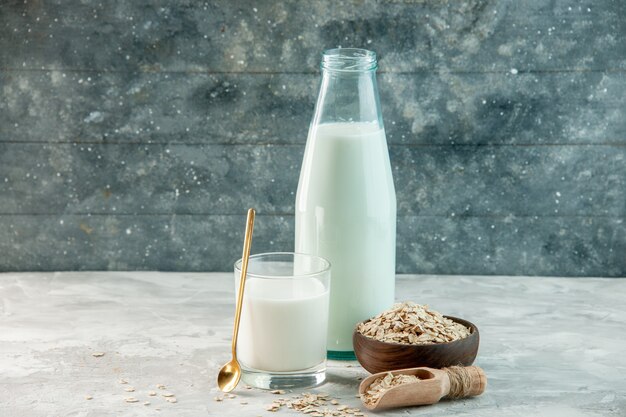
[217,359,241,393]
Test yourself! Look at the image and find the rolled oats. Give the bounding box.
[263,393,367,417]
[361,372,421,406]
[357,302,470,345]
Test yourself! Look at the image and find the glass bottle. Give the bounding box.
[295,48,396,359]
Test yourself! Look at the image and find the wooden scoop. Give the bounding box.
[358,366,487,410]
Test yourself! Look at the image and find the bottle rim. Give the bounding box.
[321,48,377,72]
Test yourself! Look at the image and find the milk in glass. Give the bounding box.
[237,276,329,372]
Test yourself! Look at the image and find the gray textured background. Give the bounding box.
[0,1,624,276]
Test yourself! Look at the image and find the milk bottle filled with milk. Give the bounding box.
[295,48,396,359]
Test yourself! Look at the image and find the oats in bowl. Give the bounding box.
[357,302,471,345]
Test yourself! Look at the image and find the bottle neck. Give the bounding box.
[312,48,382,128]
[312,67,383,127]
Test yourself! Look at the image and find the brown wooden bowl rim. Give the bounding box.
[353,315,478,349]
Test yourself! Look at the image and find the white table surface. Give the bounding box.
[1,272,624,416]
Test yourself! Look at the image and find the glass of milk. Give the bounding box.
[235,252,331,389]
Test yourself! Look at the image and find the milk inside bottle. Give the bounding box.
[295,48,396,358]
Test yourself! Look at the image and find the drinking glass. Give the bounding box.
[234,252,331,389]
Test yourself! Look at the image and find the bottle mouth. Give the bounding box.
[321,48,377,72]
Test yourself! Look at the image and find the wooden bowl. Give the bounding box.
[353,316,479,374]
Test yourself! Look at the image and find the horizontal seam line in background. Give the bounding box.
[0,213,623,219]
[2,67,626,75]
[0,140,625,147]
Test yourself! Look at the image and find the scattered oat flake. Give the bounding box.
[162,393,175,397]
[240,401,248,405]
[268,393,364,417]
[156,384,166,389]
[149,391,157,396]
[271,389,286,394]
[143,401,150,406]
[166,398,177,403]
[118,378,128,384]
[92,352,105,357]
[85,395,93,400]
[124,387,135,392]
[214,396,223,402]
[125,397,139,403]
[228,394,236,399]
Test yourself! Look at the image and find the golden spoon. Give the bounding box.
[217,208,256,392]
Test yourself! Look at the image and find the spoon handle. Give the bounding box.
[231,208,256,358]
[443,366,487,398]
